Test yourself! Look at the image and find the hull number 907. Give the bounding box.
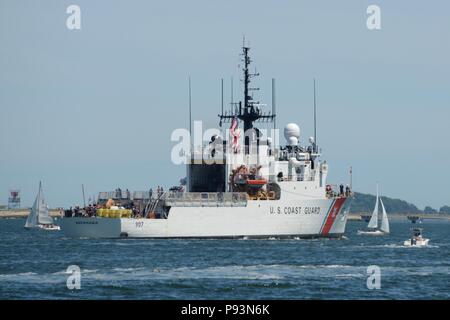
[135,221,144,228]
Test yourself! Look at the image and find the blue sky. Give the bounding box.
[1,0,449,209]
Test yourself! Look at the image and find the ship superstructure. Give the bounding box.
[59,44,352,239]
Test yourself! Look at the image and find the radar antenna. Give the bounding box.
[218,44,275,154]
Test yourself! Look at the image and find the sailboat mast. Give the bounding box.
[376,183,379,204]
[350,166,353,190]
[82,184,86,208]
[37,182,41,224]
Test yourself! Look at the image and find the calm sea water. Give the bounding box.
[0,218,449,299]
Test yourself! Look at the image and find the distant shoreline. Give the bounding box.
[347,213,449,221]
[0,209,62,218]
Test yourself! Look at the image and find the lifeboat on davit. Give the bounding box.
[246,178,267,188]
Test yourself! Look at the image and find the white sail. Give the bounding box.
[380,198,389,234]
[25,192,39,228]
[367,185,379,229]
[38,202,53,225]
[25,182,54,228]
[37,183,54,225]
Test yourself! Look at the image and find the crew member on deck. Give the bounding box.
[345,184,351,197]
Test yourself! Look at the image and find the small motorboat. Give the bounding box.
[404,228,429,247]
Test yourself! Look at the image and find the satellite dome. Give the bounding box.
[284,123,300,145]
[287,136,298,146]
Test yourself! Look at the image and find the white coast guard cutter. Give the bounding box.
[60,44,352,238]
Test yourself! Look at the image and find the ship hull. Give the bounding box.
[59,197,351,239]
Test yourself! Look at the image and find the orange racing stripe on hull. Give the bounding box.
[321,197,346,235]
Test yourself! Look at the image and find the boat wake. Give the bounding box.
[1,263,449,287]
[352,243,439,249]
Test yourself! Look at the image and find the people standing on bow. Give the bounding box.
[339,184,344,196]
[345,185,351,197]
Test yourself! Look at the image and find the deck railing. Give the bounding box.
[164,192,248,207]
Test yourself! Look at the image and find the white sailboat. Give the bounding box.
[24,182,60,231]
[357,184,389,235]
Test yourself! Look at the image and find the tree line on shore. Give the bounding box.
[350,192,450,214]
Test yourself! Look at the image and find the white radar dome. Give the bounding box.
[284,123,300,145]
[287,136,298,146]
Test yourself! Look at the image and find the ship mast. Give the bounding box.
[219,44,275,154]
